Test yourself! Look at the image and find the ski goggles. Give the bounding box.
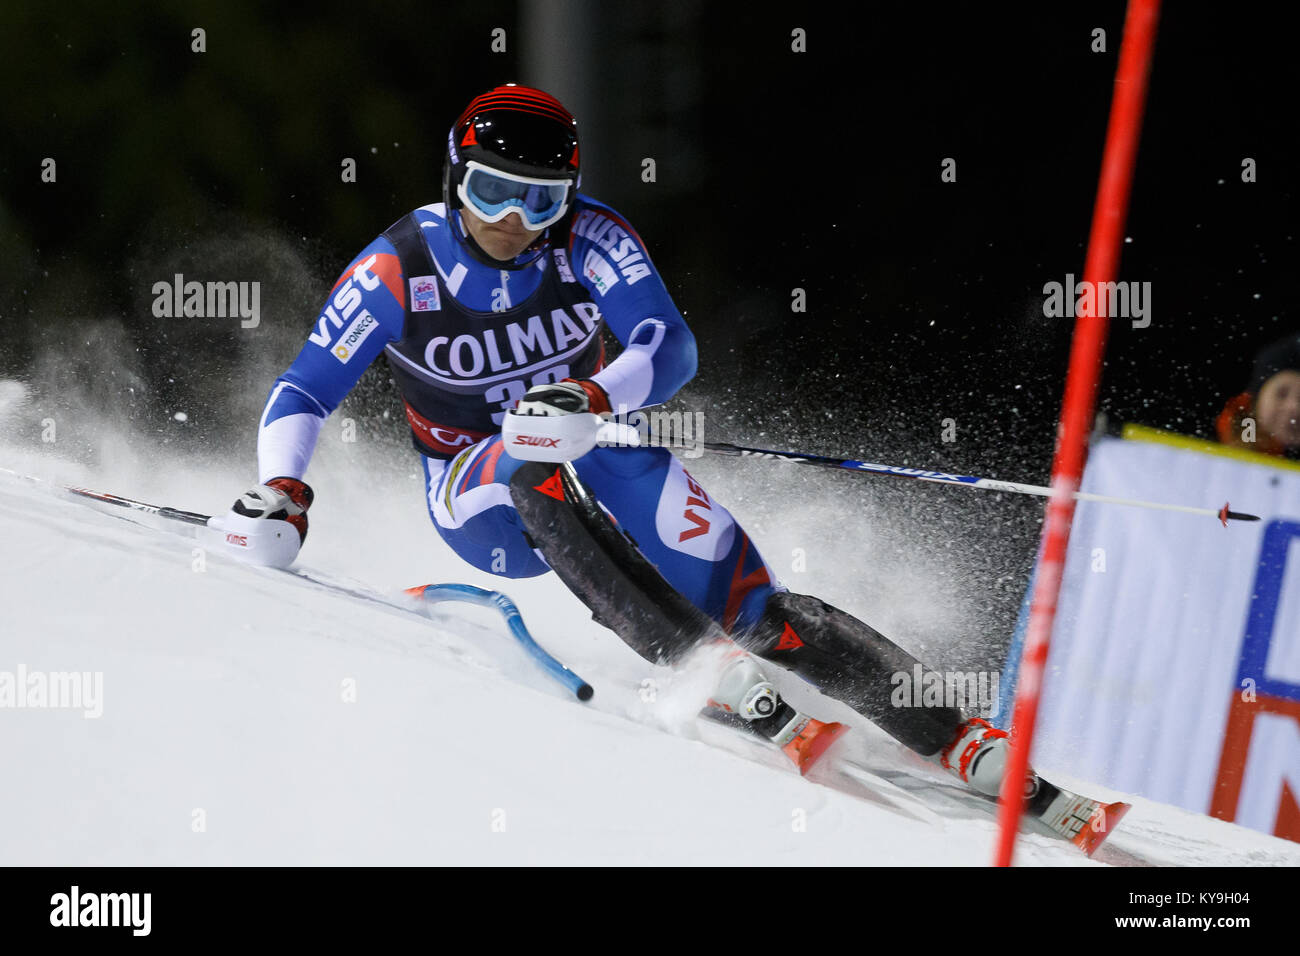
[458,161,574,230]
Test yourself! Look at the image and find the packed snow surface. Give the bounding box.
[2,428,1298,867]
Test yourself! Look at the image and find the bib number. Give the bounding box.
[486,365,571,424]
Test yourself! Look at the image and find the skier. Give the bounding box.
[223,84,1107,844]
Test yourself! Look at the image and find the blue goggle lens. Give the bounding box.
[465,169,570,225]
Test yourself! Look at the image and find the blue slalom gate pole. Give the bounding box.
[996,562,1036,730]
[408,583,594,701]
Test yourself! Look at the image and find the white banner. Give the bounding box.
[1031,431,1300,843]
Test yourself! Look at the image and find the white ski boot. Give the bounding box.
[937,716,1131,855]
[938,717,1036,798]
[706,653,847,774]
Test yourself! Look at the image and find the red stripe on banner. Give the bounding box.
[994,0,1161,867]
[1277,782,1300,843]
[1210,691,1300,842]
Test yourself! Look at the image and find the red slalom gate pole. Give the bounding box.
[993,0,1161,867]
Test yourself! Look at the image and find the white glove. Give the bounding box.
[211,477,313,569]
[502,409,606,463]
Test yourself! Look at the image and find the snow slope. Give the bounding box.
[2,435,1299,867]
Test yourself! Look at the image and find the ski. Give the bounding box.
[700,704,849,775]
[782,718,850,774]
[710,705,1125,853]
[848,759,1129,856]
[1028,777,1131,857]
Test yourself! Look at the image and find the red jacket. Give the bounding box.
[1216,391,1293,457]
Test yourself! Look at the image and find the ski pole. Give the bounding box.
[658,440,1259,525]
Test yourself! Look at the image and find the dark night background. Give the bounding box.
[1,1,1296,665]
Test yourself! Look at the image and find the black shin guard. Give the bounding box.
[509,460,724,664]
[739,592,963,756]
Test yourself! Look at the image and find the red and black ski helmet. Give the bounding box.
[442,84,580,267]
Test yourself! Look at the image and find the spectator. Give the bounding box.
[1216,332,1300,459]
